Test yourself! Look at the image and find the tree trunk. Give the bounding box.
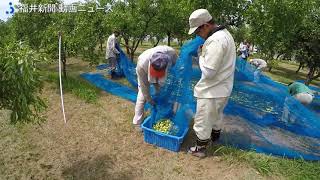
[62,42,67,79]
[305,79,311,86]
[178,39,183,47]
[251,42,254,52]
[130,51,135,61]
[62,58,67,78]
[296,62,304,74]
[123,16,154,62]
[305,67,315,85]
[305,66,320,85]
[151,36,161,47]
[124,38,130,56]
[100,40,103,52]
[154,37,161,47]
[167,32,171,46]
[267,53,273,72]
[125,38,141,61]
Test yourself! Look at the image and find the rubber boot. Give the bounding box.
[188,138,209,158]
[211,129,221,144]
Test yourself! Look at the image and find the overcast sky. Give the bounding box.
[0,0,86,21]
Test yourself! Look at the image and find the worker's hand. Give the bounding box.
[147,98,155,106]
[154,84,161,94]
[149,100,155,106]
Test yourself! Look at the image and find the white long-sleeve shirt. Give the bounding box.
[136,46,177,101]
[199,56,217,79]
[194,29,236,98]
[106,34,120,59]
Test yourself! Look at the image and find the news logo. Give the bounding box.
[6,2,15,15]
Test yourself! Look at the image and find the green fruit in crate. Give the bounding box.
[153,119,173,134]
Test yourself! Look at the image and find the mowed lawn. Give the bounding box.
[264,61,320,87]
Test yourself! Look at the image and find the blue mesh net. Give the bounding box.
[83,36,320,160]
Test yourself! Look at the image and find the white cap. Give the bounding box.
[188,9,213,35]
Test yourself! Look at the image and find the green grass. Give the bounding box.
[208,145,320,179]
[45,51,320,179]
[247,53,319,87]
[44,72,99,103]
[264,63,320,87]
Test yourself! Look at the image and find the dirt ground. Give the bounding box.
[0,82,271,180]
[0,59,275,180]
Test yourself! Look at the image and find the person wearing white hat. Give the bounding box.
[187,9,236,158]
[133,46,177,131]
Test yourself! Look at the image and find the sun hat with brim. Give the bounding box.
[149,52,169,78]
[188,9,213,34]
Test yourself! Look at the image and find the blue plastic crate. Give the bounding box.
[141,116,189,152]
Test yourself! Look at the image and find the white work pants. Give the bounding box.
[193,97,228,140]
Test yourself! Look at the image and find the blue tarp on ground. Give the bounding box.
[82,36,320,160]
[80,73,137,103]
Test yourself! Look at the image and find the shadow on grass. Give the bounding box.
[62,154,135,180]
[266,67,306,81]
[44,72,100,103]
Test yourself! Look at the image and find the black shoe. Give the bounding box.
[188,138,209,158]
[188,145,206,158]
[110,71,115,79]
[211,129,221,143]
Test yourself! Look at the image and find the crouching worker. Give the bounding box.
[249,58,267,83]
[132,46,177,131]
[249,58,267,70]
[288,82,318,105]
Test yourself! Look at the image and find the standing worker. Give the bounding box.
[239,41,249,60]
[187,9,237,157]
[133,46,177,131]
[106,31,120,78]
